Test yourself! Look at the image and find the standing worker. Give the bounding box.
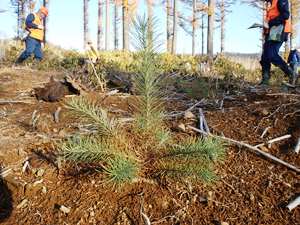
[15,7,48,64]
[259,0,297,87]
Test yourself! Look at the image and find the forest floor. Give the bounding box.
[0,67,300,225]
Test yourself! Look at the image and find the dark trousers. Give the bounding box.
[260,40,290,76]
[16,36,43,63]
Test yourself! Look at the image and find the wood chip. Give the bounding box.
[17,199,28,209]
[60,205,71,214]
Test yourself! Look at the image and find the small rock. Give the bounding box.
[17,199,28,209]
[261,109,269,116]
[42,186,47,194]
[221,222,229,225]
[250,193,255,201]
[60,205,71,214]
[184,111,196,120]
[53,128,58,133]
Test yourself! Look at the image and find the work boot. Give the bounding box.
[258,70,270,86]
[278,63,297,87]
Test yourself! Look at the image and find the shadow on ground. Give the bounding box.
[0,168,13,223]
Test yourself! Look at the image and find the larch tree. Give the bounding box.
[97,0,103,50]
[166,0,172,52]
[83,0,89,50]
[216,0,235,53]
[207,0,215,59]
[43,0,49,43]
[290,0,300,48]
[172,0,178,54]
[11,0,26,39]
[122,0,129,50]
[105,0,110,50]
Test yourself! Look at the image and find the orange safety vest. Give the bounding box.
[27,13,44,41]
[266,0,291,33]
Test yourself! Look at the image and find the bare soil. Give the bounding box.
[0,67,299,225]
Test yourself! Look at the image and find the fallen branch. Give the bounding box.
[267,134,291,145]
[187,126,300,173]
[167,99,205,118]
[54,107,62,123]
[199,108,210,133]
[0,100,34,105]
[287,195,300,211]
[260,126,271,138]
[267,93,300,97]
[295,138,300,154]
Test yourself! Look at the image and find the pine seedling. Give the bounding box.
[65,97,119,137]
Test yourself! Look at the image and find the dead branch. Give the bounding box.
[260,126,271,138]
[187,126,300,173]
[0,100,34,105]
[295,138,300,154]
[167,99,205,118]
[287,195,300,211]
[54,107,62,123]
[266,93,300,98]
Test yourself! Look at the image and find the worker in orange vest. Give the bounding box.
[15,7,48,64]
[260,0,297,87]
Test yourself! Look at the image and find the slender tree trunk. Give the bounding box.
[172,0,177,54]
[192,0,196,56]
[17,1,20,39]
[43,0,48,44]
[220,0,225,53]
[28,0,35,13]
[262,2,266,51]
[114,1,119,50]
[167,0,172,52]
[290,2,293,49]
[122,0,129,50]
[97,0,103,51]
[105,0,110,50]
[207,0,215,59]
[147,0,153,45]
[201,13,204,55]
[83,0,89,50]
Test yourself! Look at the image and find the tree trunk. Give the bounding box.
[220,0,225,53]
[290,2,294,49]
[43,0,48,44]
[192,0,196,56]
[122,0,129,50]
[147,0,153,46]
[83,0,89,50]
[105,0,110,50]
[166,0,172,52]
[172,0,177,54]
[114,1,119,50]
[201,13,204,55]
[207,0,215,59]
[97,0,103,51]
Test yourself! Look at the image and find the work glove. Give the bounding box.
[263,20,269,29]
[37,25,44,30]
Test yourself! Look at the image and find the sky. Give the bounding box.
[0,0,299,54]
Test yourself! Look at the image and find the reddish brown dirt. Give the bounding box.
[0,67,300,225]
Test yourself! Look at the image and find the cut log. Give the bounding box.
[187,126,300,173]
